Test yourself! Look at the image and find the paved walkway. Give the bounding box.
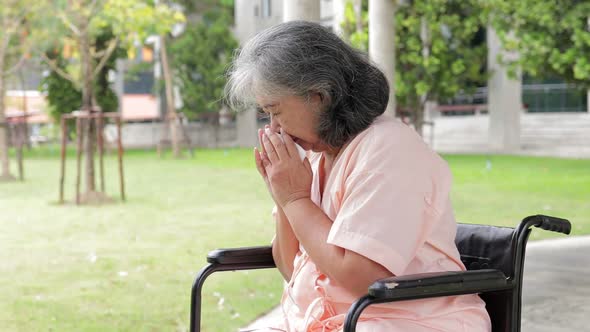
[244,236,590,331]
[521,236,590,332]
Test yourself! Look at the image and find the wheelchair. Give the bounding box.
[190,214,571,332]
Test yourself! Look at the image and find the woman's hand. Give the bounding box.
[254,127,274,200]
[254,127,300,281]
[254,126,312,209]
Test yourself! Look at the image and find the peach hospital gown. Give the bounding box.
[249,114,491,332]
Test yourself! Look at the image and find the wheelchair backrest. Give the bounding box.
[455,223,529,332]
[455,223,517,277]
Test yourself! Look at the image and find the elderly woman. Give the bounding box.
[226,21,491,332]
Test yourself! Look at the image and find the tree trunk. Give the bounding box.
[414,103,425,137]
[80,28,96,192]
[159,35,180,158]
[0,81,12,180]
[0,36,15,180]
[18,64,30,149]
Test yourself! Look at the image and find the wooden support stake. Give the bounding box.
[97,114,105,193]
[17,123,23,181]
[16,146,23,181]
[59,117,67,203]
[75,117,83,205]
[116,117,125,201]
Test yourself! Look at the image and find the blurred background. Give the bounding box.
[0,0,588,331]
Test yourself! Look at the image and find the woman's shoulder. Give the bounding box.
[341,114,450,178]
[367,114,423,144]
[348,114,435,159]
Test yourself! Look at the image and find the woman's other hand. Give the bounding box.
[255,126,302,281]
[254,127,274,199]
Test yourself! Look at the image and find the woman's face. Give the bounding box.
[256,94,332,153]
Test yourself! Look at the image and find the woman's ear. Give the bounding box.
[310,91,327,107]
[316,92,324,103]
[306,91,328,113]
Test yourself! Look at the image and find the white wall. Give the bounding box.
[104,122,238,149]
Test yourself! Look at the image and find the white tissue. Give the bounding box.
[264,127,306,161]
[280,133,306,161]
[293,141,307,161]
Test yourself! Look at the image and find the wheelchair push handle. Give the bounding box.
[524,214,571,235]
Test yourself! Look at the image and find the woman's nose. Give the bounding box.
[269,116,281,133]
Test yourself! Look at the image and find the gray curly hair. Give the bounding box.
[225,20,389,148]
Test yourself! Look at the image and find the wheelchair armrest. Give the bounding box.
[207,245,275,266]
[368,269,510,301]
[191,246,275,332]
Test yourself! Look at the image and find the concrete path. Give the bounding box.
[521,236,590,332]
[245,236,590,331]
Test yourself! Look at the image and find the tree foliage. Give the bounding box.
[341,0,488,134]
[174,0,234,14]
[170,4,237,119]
[41,27,126,123]
[40,51,82,122]
[340,0,368,52]
[487,0,590,88]
[93,27,127,113]
[395,1,487,108]
[0,1,34,73]
[0,0,43,179]
[36,0,184,110]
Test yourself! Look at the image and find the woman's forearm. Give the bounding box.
[272,206,300,281]
[282,198,392,297]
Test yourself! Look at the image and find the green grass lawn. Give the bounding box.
[0,147,588,331]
